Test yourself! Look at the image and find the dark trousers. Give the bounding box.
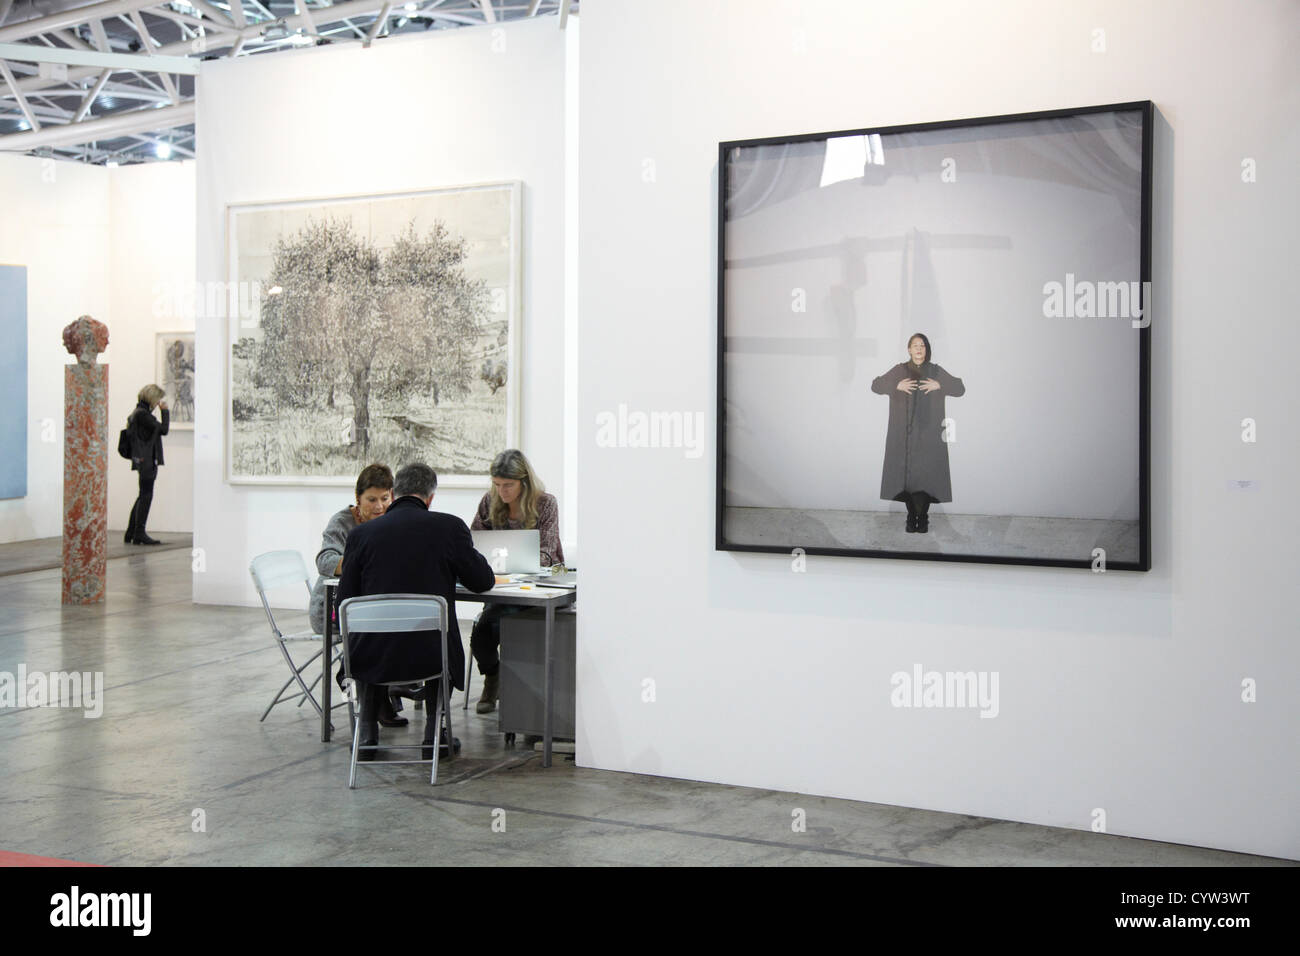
[359,681,444,744]
[127,471,156,540]
[470,604,526,677]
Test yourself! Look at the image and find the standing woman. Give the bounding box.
[870,333,965,533]
[468,449,564,713]
[125,384,169,545]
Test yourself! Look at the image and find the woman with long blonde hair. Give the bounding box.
[468,449,564,713]
[125,384,169,545]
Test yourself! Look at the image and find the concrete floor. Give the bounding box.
[0,547,1289,866]
[0,532,191,577]
[725,507,1141,564]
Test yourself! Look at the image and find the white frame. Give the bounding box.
[155,329,195,431]
[223,181,523,487]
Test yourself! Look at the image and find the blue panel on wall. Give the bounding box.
[0,265,28,499]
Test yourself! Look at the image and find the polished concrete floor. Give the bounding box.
[0,547,1289,867]
[0,532,191,577]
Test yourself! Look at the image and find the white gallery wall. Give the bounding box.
[107,161,197,535]
[193,17,569,606]
[576,0,1300,860]
[0,154,194,543]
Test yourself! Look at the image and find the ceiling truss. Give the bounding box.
[0,0,575,164]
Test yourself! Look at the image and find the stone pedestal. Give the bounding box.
[61,317,109,605]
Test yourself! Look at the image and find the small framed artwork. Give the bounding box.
[156,331,195,430]
[717,101,1152,570]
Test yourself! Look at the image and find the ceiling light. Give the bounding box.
[156,142,172,160]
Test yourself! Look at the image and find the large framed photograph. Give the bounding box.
[156,331,195,430]
[717,102,1152,571]
[226,181,521,486]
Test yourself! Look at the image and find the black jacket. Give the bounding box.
[129,401,169,474]
[337,495,495,688]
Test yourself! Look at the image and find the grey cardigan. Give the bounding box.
[309,506,357,634]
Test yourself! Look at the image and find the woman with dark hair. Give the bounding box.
[871,333,966,533]
[309,463,407,726]
[468,449,564,714]
[125,384,169,545]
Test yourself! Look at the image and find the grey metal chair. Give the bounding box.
[339,593,455,787]
[250,550,345,725]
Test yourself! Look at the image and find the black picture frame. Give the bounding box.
[716,101,1152,571]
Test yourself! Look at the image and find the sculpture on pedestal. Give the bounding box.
[62,315,110,605]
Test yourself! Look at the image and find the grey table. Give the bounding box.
[322,577,577,766]
[455,582,577,768]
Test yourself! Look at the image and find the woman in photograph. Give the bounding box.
[125,384,169,545]
[871,333,965,534]
[309,463,407,727]
[468,449,564,714]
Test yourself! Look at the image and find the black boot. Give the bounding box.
[357,684,380,761]
[132,490,158,544]
[420,683,461,760]
[904,496,918,533]
[912,493,931,534]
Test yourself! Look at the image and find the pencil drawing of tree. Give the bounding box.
[255,217,488,453]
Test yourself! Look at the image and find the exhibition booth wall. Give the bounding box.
[0,155,195,543]
[575,0,1299,859]
[192,17,571,606]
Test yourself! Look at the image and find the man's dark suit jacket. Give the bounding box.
[337,494,495,689]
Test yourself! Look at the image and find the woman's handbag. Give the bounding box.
[117,420,133,460]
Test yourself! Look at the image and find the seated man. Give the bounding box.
[337,462,495,761]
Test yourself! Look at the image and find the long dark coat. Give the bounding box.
[128,401,168,477]
[337,495,495,689]
[871,361,965,502]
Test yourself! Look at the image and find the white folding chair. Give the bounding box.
[339,593,454,787]
[250,550,344,726]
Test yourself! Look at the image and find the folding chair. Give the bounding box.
[339,593,454,787]
[250,550,345,726]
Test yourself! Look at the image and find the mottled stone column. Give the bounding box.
[61,316,110,605]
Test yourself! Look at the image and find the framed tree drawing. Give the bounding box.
[225,181,521,486]
[156,331,195,430]
[717,102,1152,571]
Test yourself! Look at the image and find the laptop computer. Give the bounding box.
[471,530,544,574]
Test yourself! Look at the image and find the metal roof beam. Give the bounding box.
[52,28,94,51]
[0,99,195,149]
[71,68,111,121]
[363,3,390,44]
[127,9,177,103]
[0,0,162,43]
[0,58,41,130]
[148,7,242,36]
[191,0,237,27]
[295,0,318,37]
[0,40,200,74]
